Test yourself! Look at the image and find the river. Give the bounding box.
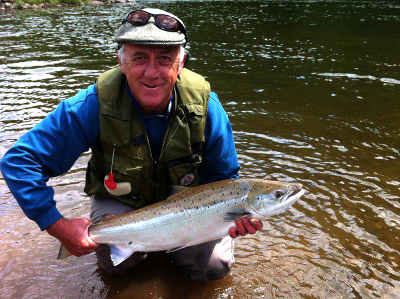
[0,1,399,298]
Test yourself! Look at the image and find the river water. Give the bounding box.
[0,1,399,298]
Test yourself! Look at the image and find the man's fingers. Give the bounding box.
[229,217,264,239]
[250,218,263,230]
[234,219,246,236]
[65,242,97,257]
[228,227,238,238]
[87,235,99,249]
[242,217,256,234]
[65,245,84,257]
[83,219,99,249]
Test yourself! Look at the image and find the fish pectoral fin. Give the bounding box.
[109,244,138,266]
[165,245,189,253]
[224,208,252,222]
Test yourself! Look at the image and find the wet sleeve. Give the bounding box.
[0,84,99,230]
[199,91,240,184]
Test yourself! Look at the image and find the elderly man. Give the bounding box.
[0,8,262,281]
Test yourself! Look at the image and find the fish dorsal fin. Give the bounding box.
[224,208,252,222]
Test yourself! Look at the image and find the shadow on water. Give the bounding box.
[86,254,234,299]
[1,1,400,298]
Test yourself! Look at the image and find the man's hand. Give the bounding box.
[228,217,263,238]
[47,217,99,257]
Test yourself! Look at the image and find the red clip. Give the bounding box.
[104,173,117,190]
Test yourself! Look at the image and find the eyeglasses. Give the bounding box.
[123,10,187,37]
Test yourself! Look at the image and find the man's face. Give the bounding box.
[119,44,184,114]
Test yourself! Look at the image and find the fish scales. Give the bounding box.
[89,180,250,243]
[60,178,305,266]
[91,179,249,227]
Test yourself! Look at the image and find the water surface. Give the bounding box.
[0,1,399,298]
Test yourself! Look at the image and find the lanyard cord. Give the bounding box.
[110,144,116,174]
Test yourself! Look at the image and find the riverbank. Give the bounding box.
[0,0,133,10]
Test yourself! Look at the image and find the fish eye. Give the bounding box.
[274,190,285,198]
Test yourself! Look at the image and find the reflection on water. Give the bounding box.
[0,1,399,298]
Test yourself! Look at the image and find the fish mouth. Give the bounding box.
[251,184,305,218]
[270,184,305,214]
[286,186,305,206]
[292,183,303,193]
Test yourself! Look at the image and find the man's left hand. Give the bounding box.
[228,217,263,238]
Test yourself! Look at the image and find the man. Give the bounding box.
[0,8,262,281]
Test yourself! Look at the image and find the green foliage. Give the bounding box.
[15,0,89,8]
[62,0,88,4]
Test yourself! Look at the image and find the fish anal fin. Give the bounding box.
[58,241,139,267]
[110,244,140,266]
[224,209,252,222]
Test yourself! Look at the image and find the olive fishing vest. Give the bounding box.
[84,67,210,208]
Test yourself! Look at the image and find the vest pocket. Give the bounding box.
[100,114,130,146]
[169,162,197,186]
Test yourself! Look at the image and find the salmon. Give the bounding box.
[59,178,304,266]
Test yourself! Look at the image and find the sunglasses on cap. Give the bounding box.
[123,10,187,36]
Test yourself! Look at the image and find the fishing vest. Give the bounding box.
[84,67,210,208]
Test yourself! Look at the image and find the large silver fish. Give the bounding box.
[59,178,304,266]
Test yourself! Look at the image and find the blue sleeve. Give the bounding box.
[199,91,240,184]
[0,84,99,230]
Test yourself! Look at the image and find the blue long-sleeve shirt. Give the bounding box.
[1,84,239,230]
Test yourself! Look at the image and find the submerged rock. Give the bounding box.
[1,0,16,10]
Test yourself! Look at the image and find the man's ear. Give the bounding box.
[177,53,187,75]
[118,52,125,74]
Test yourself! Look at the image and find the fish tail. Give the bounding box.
[57,244,72,260]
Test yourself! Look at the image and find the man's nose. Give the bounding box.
[144,57,160,79]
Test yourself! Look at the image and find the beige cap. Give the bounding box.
[115,8,186,46]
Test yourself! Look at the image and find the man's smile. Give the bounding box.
[142,82,160,89]
[142,82,159,89]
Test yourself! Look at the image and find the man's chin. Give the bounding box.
[141,99,168,114]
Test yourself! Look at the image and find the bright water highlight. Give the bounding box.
[0,1,399,298]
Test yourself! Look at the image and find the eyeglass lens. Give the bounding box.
[127,10,150,25]
[126,11,180,32]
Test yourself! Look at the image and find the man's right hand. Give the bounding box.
[46,217,99,257]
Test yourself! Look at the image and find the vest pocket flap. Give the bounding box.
[169,163,196,186]
[100,114,130,145]
[125,166,144,174]
[185,104,204,117]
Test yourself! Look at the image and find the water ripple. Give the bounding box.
[314,72,400,85]
[0,2,399,298]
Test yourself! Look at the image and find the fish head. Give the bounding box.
[246,180,304,218]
